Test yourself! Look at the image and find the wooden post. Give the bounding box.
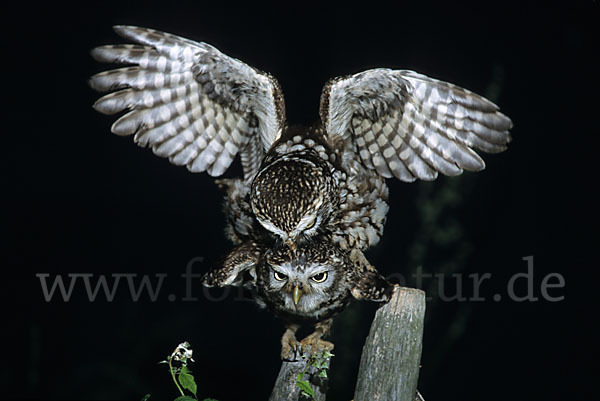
[269,347,329,401]
[270,286,425,401]
[354,286,426,401]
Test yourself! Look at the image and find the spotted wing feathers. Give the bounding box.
[351,270,394,302]
[90,25,285,180]
[202,241,262,287]
[321,69,512,182]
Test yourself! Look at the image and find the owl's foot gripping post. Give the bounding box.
[281,319,334,361]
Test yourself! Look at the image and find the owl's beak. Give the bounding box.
[292,285,303,305]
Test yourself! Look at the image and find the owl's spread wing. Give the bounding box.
[90,26,285,180]
[320,69,512,182]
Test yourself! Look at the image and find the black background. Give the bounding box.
[2,1,595,400]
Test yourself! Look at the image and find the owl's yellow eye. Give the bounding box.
[311,272,328,283]
[305,219,316,230]
[273,271,288,281]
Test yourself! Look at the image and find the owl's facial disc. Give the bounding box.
[290,271,328,305]
[267,260,335,312]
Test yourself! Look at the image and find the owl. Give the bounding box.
[90,26,512,359]
[201,236,390,359]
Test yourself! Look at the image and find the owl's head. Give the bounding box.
[204,239,394,321]
[256,241,353,319]
[251,151,338,249]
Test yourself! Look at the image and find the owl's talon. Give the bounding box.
[281,339,301,360]
[281,325,301,360]
[299,334,334,357]
[280,324,334,361]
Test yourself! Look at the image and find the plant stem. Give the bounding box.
[169,358,185,397]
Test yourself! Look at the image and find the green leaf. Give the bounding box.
[173,397,196,401]
[319,370,328,378]
[141,394,151,401]
[296,378,315,397]
[178,366,197,397]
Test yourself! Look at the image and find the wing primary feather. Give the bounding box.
[401,70,500,112]
[92,45,192,73]
[89,67,193,92]
[93,84,194,115]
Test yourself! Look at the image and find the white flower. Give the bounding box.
[171,341,195,364]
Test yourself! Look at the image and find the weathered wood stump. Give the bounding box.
[270,286,426,401]
[354,286,426,401]
[269,351,329,401]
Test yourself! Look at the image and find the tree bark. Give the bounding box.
[353,286,426,401]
